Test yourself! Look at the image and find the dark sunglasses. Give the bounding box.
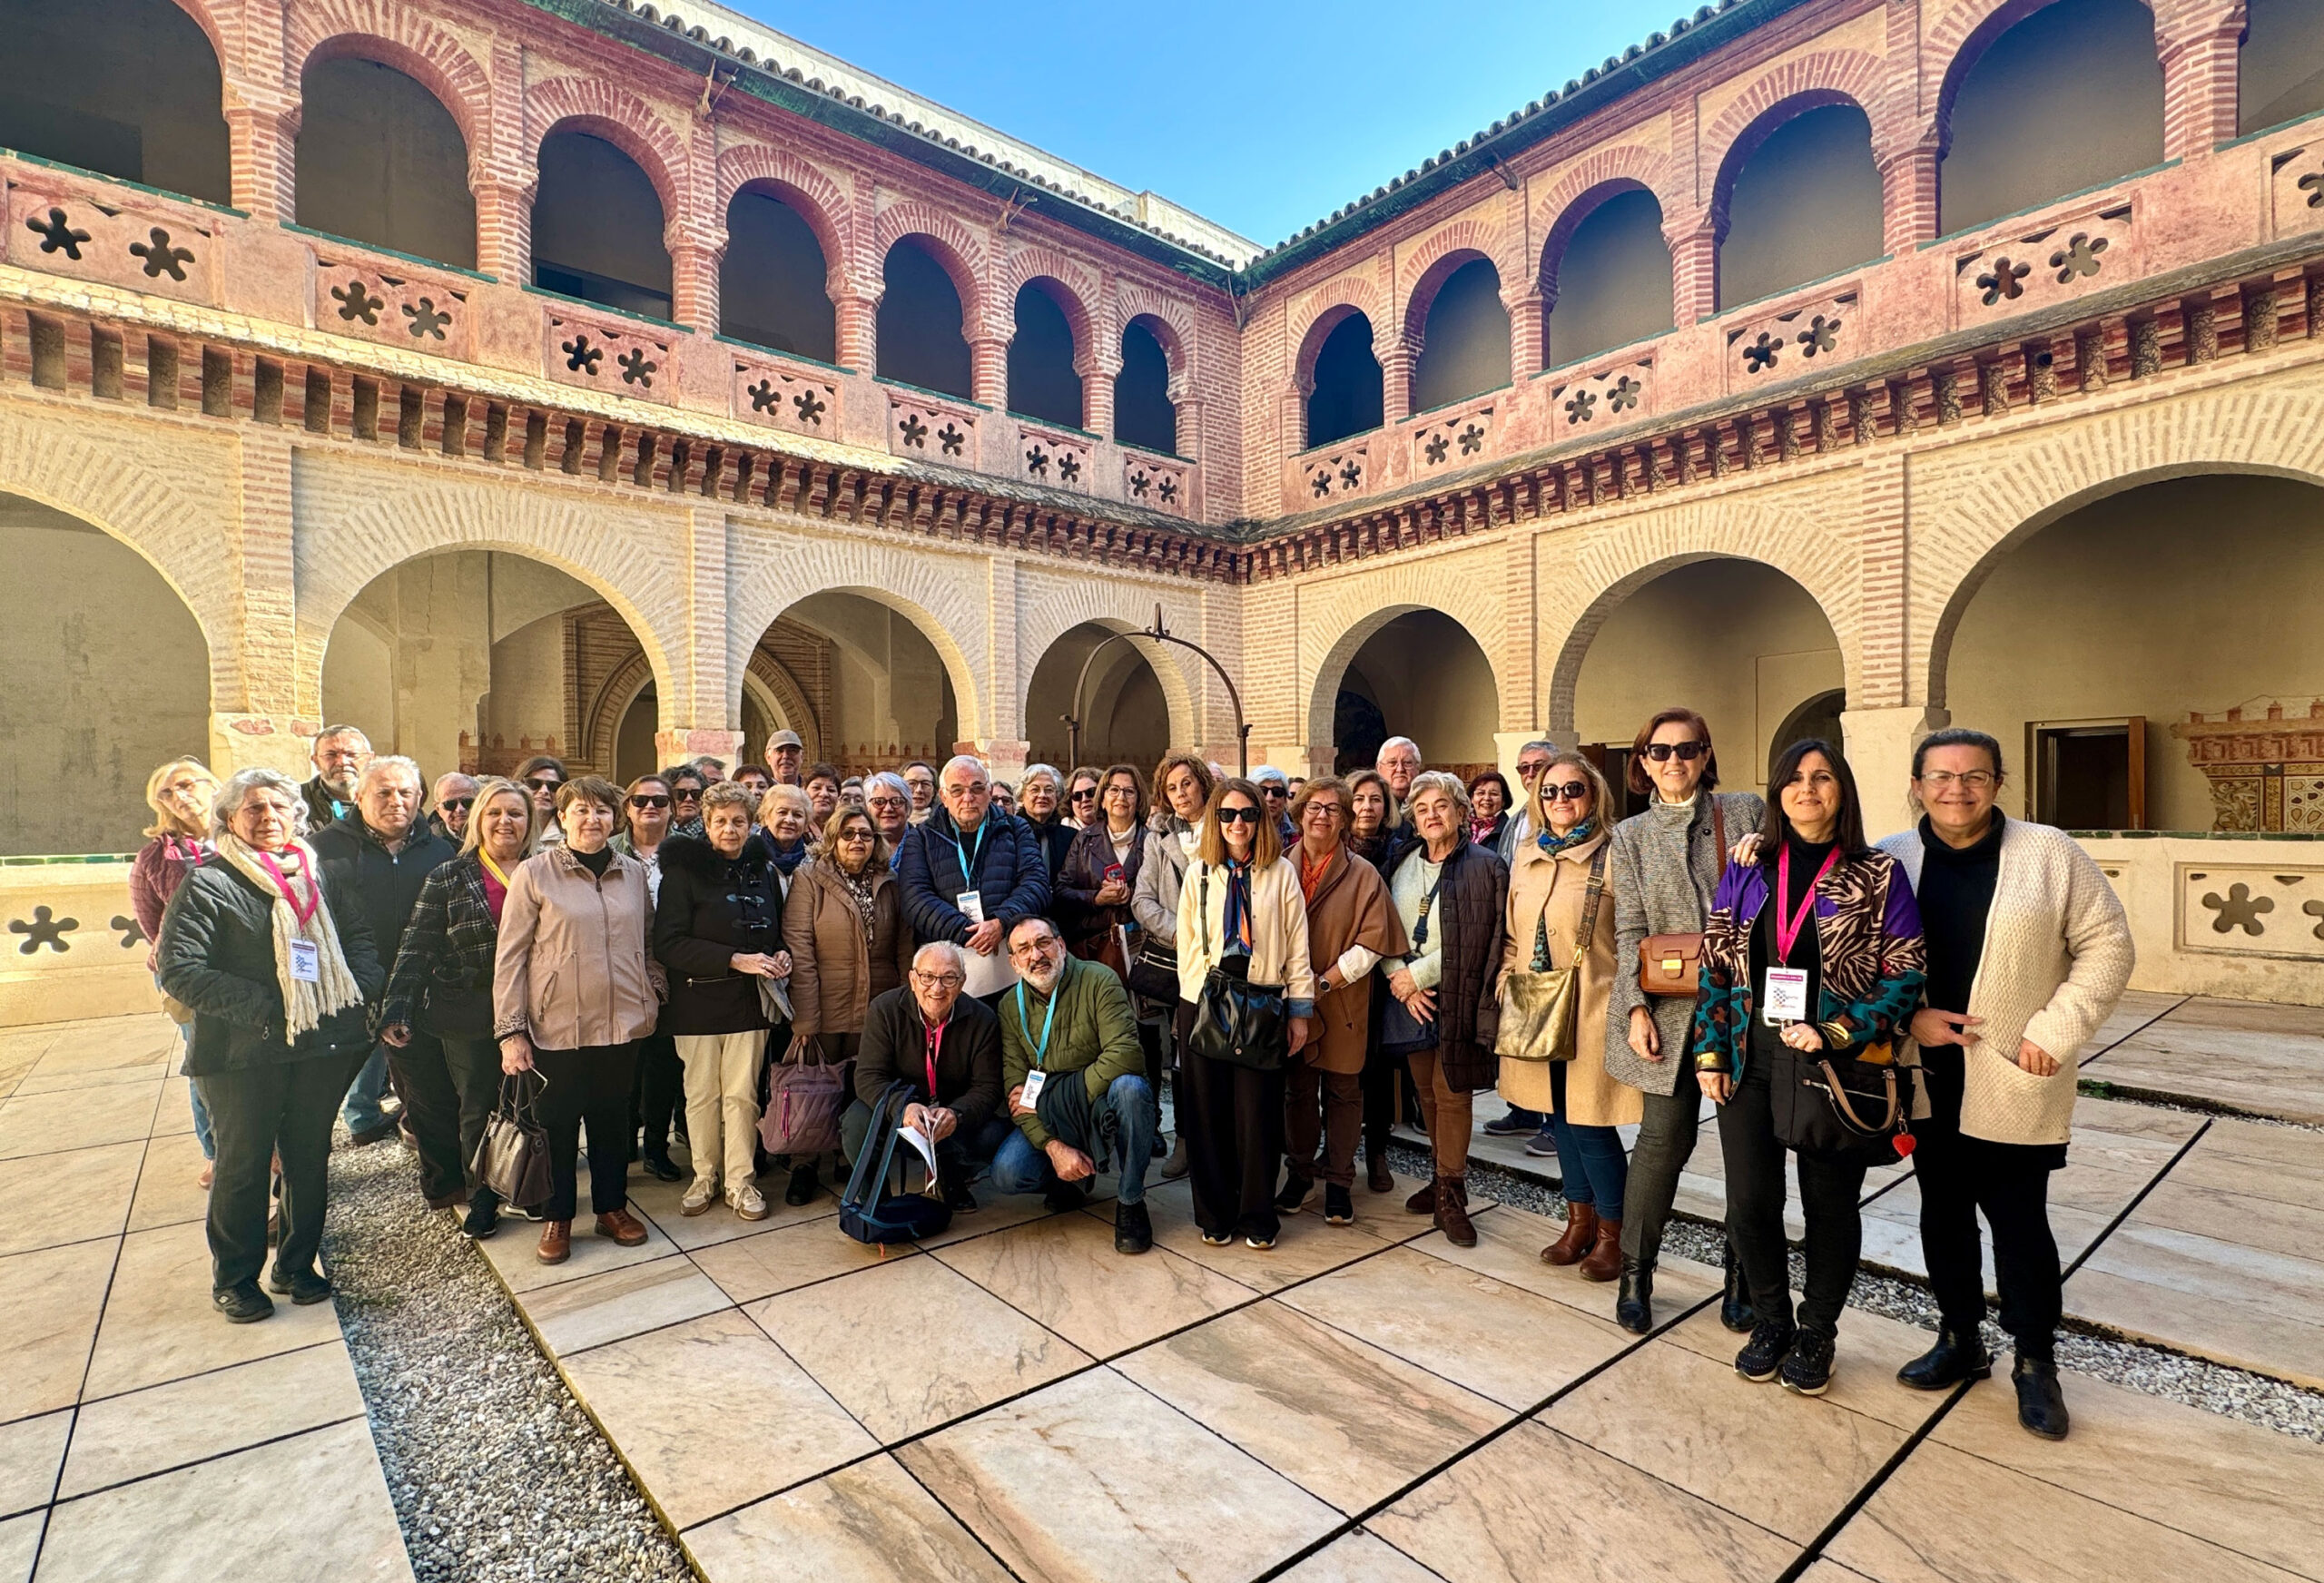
[1641,741,1708,763]
[1216,806,1264,826]
[525,776,562,792]
[628,794,672,810]
[1069,788,1098,801]
[1261,785,1288,799]
[438,797,474,813]
[672,787,702,801]
[1542,782,1591,802]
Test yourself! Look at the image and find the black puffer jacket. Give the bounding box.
[156,855,385,1076]
[310,814,457,968]
[1384,833,1510,1091]
[653,832,785,1036]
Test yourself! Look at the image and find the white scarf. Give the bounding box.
[214,834,363,1042]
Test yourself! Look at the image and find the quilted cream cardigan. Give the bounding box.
[1879,818,2134,1146]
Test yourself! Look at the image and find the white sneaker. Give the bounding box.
[729,1183,768,1221]
[681,1178,717,1216]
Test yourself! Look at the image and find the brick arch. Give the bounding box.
[286,0,493,158]
[715,143,851,290]
[1003,245,1099,362]
[724,533,987,740]
[1922,0,2165,149]
[1702,51,1887,231]
[872,202,990,335]
[0,411,241,711]
[743,650,822,760]
[291,476,688,723]
[1912,386,2324,710]
[1397,217,1518,347]
[1299,565,1508,752]
[165,0,234,80]
[1289,278,1385,393]
[1017,578,1203,747]
[583,643,655,775]
[1532,146,1676,305]
[527,76,690,224]
[1539,491,1863,735]
[1114,280,1194,379]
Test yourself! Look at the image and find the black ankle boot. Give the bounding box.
[1897,1325,1994,1391]
[1719,1241,1758,1334]
[2013,1353,2070,1440]
[1615,1259,1654,1334]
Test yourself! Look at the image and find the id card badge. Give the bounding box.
[1019,1068,1048,1105]
[1762,967,1809,1025]
[956,890,987,926]
[288,939,320,984]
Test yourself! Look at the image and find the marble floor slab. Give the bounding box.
[0,1237,118,1422]
[1655,1298,1945,1433]
[683,1453,1012,1583]
[2066,1226,2324,1388]
[0,1081,161,1161]
[472,1195,682,1295]
[684,1214,898,1303]
[2081,998,2324,1124]
[1114,1300,1509,1514]
[1275,1532,1445,1583]
[749,1254,1090,1443]
[1088,1175,1428,1293]
[149,1076,193,1138]
[2168,1117,2324,1206]
[932,1207,1259,1358]
[898,1367,1343,1583]
[0,1509,38,1583]
[1409,1200,1722,1328]
[0,1410,69,1519]
[123,1131,212,1234]
[559,1308,876,1529]
[81,1220,342,1401]
[0,1141,140,1257]
[58,1341,365,1499]
[517,1253,734,1355]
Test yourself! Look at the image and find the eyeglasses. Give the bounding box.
[438,797,475,813]
[1261,786,1287,800]
[1069,788,1098,802]
[1009,938,1060,959]
[1641,741,1708,763]
[1541,782,1591,802]
[837,829,875,843]
[1918,770,1996,790]
[867,795,906,811]
[1216,806,1263,826]
[910,970,965,988]
[628,794,671,810]
[525,776,562,792]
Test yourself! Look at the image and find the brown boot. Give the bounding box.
[1578,1216,1623,1282]
[1404,1178,1436,1215]
[1433,1176,1477,1249]
[1367,1150,1394,1194]
[595,1207,650,1246]
[1541,1202,1598,1265]
[536,1220,571,1264]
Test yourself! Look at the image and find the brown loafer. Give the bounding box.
[595,1208,649,1246]
[536,1220,571,1264]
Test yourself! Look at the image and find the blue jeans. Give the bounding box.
[340,1044,392,1134]
[990,1074,1155,1204]
[158,973,214,1160]
[1550,1061,1630,1212]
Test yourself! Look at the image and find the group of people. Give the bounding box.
[143,702,2132,1441]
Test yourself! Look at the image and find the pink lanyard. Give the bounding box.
[1773,844,1837,966]
[255,850,320,929]
[923,1016,948,1097]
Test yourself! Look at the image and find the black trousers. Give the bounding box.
[437,1033,503,1206]
[535,1044,639,1220]
[382,1031,466,1207]
[1619,1085,1705,1269]
[1176,1001,1285,1241]
[631,1032,684,1157]
[1915,1057,2064,1355]
[198,1050,364,1293]
[1718,1057,1866,1338]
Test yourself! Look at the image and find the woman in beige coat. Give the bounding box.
[1500,752,1640,1279]
[783,802,916,1059]
[496,776,662,1263]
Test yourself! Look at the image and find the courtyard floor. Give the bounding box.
[1,996,2319,1582]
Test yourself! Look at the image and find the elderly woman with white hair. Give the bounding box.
[862,771,914,861]
[1018,762,1077,879]
[134,757,220,1178]
[157,768,384,1322]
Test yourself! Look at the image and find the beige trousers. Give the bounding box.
[675,1030,765,1191]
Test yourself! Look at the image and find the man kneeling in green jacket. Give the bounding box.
[995,916,1156,1254]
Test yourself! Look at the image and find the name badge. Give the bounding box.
[1019,1068,1048,1105]
[1762,967,1808,1025]
[956,890,987,926]
[288,939,320,984]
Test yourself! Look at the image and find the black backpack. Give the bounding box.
[839,1080,954,1244]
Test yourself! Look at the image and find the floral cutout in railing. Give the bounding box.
[1017,421,1092,490]
[733,350,841,441]
[1298,440,1370,504]
[1723,286,1858,392]
[314,254,472,359]
[5,179,216,304]
[1954,201,2133,327]
[544,307,676,404]
[1548,357,1655,435]
[886,388,978,463]
[1123,452,1192,516]
[1411,400,1496,473]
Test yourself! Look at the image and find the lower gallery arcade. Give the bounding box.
[2,349,2319,1018]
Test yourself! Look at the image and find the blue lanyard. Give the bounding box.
[1014,979,1057,1069]
[947,818,986,887]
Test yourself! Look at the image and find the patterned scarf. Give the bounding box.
[839,860,879,942]
[212,833,363,1042]
[1536,816,1600,858]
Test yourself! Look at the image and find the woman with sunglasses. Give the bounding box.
[1693,739,1925,1397]
[515,755,567,846]
[1175,777,1315,1248]
[1064,767,1103,830]
[1502,752,1639,1277]
[784,801,915,1143]
[1134,752,1217,1182]
[615,776,686,1181]
[663,763,708,840]
[1604,707,1766,1333]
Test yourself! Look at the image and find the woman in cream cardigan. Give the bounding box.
[1878,728,2132,1442]
[1177,777,1315,1250]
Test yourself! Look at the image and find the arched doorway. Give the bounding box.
[1324,609,1499,777]
[318,549,661,782]
[532,129,672,319]
[1410,257,1509,412]
[1937,473,2324,831]
[721,186,837,361]
[1304,311,1384,450]
[878,240,973,400]
[736,592,960,772]
[1023,623,1175,770]
[1771,689,1848,778]
[0,0,231,205]
[1570,559,1845,811]
[0,491,210,854]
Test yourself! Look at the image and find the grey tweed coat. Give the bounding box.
[1602,791,1766,1096]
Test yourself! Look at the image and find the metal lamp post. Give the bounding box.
[1063,604,1251,777]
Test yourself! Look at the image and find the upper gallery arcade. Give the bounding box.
[4,0,2323,1005]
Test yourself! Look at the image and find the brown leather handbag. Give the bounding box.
[1639,798,1725,997]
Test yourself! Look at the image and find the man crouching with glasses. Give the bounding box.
[846,942,1009,1213]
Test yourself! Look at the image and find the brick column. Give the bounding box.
[1376,337,1416,426]
[214,430,310,777]
[2159,4,2246,159]
[1665,211,1719,323]
[669,234,724,330]
[1502,284,1545,379]
[833,279,879,371]
[970,335,1011,409]
[223,95,296,223]
[1078,344,1121,438]
[1842,707,1949,841]
[473,172,536,284]
[1876,143,1942,256]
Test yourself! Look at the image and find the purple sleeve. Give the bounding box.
[1879,856,1924,944]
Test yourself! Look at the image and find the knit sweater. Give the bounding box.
[1878,818,2134,1146]
[1603,791,1766,1096]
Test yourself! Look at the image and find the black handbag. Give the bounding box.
[472,1072,554,1209]
[1128,933,1180,1003]
[1768,1045,1915,1162]
[1187,869,1288,1072]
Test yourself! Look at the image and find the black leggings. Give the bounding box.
[1718,1057,1866,1339]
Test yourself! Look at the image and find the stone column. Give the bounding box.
[1502,285,1545,379]
[1842,705,1949,841]
[668,234,724,330]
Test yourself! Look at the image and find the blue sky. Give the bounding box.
[722,2,1676,247]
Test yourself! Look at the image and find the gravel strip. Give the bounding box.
[325,1138,695,1583]
[1423,1143,2324,1447]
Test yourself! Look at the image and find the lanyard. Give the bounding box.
[922,1015,948,1097]
[478,850,513,890]
[255,850,320,929]
[1013,980,1057,1069]
[1774,844,1837,965]
[946,818,986,886]
[1409,860,1447,949]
